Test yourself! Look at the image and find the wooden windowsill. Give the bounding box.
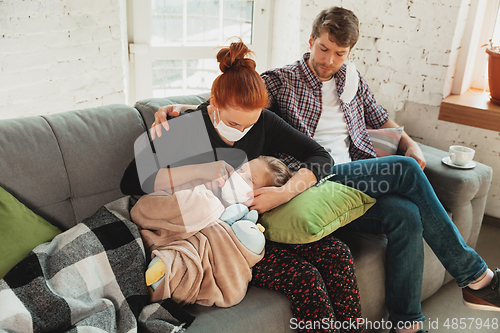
[439,90,500,132]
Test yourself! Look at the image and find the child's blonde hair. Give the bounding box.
[257,156,293,187]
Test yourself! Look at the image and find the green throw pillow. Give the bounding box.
[0,186,61,279]
[259,181,376,244]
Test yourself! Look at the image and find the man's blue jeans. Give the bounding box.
[328,155,487,324]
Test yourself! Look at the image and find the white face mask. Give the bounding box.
[213,108,253,142]
[221,171,253,205]
[339,61,359,104]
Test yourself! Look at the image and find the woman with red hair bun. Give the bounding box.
[122,40,363,332]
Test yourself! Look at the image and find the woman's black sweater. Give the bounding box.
[120,103,334,195]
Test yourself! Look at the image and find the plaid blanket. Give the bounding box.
[0,197,194,333]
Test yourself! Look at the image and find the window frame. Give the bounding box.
[449,0,500,96]
[128,0,273,103]
[439,0,500,132]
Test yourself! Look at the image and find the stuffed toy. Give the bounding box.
[145,203,265,291]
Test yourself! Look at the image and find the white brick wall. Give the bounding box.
[272,0,500,218]
[0,0,127,119]
[269,0,302,68]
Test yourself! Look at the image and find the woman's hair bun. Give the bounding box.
[211,39,269,111]
[216,39,256,72]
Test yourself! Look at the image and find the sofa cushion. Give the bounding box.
[259,181,376,244]
[0,105,146,230]
[0,186,61,279]
[134,93,210,128]
[44,105,146,227]
[0,116,73,230]
[185,286,294,333]
[333,228,388,326]
[367,126,404,157]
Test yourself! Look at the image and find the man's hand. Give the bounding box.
[150,105,182,139]
[243,187,291,214]
[405,143,426,170]
[380,119,426,170]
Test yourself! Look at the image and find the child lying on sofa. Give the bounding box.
[130,155,292,307]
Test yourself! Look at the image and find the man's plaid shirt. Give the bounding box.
[262,52,389,170]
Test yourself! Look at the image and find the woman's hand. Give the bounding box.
[243,186,292,214]
[150,104,198,139]
[244,168,317,214]
[197,161,234,187]
[150,105,180,139]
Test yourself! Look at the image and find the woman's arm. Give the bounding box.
[245,111,334,213]
[154,161,233,192]
[246,168,317,214]
[120,158,233,195]
[120,159,146,195]
[154,164,199,192]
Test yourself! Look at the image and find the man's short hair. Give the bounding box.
[311,6,359,49]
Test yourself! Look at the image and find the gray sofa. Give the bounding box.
[0,93,493,332]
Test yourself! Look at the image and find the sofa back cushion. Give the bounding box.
[134,93,210,128]
[0,105,145,230]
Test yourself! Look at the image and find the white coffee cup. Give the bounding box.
[449,145,475,166]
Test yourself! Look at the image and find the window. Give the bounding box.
[449,0,500,96]
[439,0,500,132]
[129,0,272,103]
[151,0,253,46]
[470,0,500,91]
[492,6,500,46]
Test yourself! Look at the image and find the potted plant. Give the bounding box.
[485,40,500,104]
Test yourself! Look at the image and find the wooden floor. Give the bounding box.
[378,223,500,332]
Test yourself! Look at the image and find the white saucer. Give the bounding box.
[442,156,476,169]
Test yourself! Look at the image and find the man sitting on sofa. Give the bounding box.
[151,6,500,333]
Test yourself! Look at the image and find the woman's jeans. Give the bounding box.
[328,155,487,324]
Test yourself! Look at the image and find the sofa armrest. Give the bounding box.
[419,143,493,247]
